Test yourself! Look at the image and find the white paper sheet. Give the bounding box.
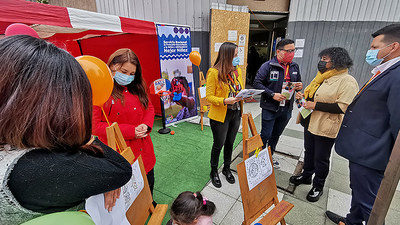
[199,86,206,98]
[295,39,305,48]
[228,30,237,41]
[244,149,273,191]
[238,47,245,65]
[85,160,144,225]
[214,42,223,52]
[235,89,264,99]
[123,160,144,210]
[85,192,130,225]
[238,34,246,46]
[294,48,303,58]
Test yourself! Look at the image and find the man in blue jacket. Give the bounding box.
[253,39,302,168]
[326,24,400,225]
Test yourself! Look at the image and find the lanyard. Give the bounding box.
[357,71,381,95]
[284,65,290,82]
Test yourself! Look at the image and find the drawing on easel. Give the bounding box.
[244,149,273,190]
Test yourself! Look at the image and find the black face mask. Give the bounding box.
[317,60,328,73]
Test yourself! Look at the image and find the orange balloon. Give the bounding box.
[189,51,201,67]
[76,56,113,107]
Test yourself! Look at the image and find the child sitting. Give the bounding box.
[167,191,216,225]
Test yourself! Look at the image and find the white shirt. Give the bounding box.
[372,55,400,75]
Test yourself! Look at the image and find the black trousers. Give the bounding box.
[210,109,241,171]
[302,128,335,189]
[146,168,155,195]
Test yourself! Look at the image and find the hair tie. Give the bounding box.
[202,197,208,205]
[193,193,197,198]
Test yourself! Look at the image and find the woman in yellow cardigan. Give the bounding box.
[206,42,244,188]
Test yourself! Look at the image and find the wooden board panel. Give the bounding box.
[210,9,250,85]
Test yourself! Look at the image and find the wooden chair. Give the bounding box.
[106,122,168,225]
[197,71,210,131]
[237,113,294,225]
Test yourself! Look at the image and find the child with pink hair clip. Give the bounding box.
[167,191,216,225]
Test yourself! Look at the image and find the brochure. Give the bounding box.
[280,82,301,106]
[296,97,312,119]
[236,89,264,99]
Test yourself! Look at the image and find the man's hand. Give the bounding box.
[294,82,303,91]
[272,93,287,102]
[304,101,316,110]
[135,124,148,139]
[104,188,121,212]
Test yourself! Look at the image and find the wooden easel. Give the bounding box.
[368,131,400,225]
[237,113,294,225]
[106,122,168,225]
[197,71,210,131]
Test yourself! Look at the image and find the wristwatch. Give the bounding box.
[270,93,275,97]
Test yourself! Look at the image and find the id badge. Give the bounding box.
[270,71,279,81]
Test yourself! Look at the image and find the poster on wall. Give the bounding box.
[156,24,197,125]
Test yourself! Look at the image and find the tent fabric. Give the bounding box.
[0,0,162,114]
[0,0,156,35]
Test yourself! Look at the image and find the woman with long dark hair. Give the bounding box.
[93,49,156,195]
[206,42,244,188]
[0,36,132,224]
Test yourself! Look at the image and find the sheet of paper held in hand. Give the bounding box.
[85,160,144,225]
[296,97,312,119]
[280,82,301,106]
[244,149,273,191]
[235,89,264,99]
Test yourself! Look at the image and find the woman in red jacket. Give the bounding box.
[93,48,156,194]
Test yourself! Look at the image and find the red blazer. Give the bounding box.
[93,89,156,173]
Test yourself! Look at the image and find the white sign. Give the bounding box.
[228,30,238,41]
[85,160,144,225]
[199,86,206,98]
[244,149,273,191]
[295,39,305,48]
[238,47,245,66]
[192,47,200,54]
[238,34,246,46]
[214,42,223,52]
[294,48,304,58]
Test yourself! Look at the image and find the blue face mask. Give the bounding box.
[365,44,393,67]
[232,56,240,67]
[114,71,135,86]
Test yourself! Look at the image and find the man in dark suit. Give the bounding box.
[326,24,400,225]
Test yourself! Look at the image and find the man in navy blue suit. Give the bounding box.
[326,24,400,225]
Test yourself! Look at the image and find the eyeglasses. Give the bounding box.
[279,49,297,53]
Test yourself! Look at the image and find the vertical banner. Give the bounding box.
[156,24,197,125]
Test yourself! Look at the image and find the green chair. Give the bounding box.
[21,211,95,225]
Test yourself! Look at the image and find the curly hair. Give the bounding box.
[318,47,353,70]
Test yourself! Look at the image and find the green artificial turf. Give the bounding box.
[149,118,242,224]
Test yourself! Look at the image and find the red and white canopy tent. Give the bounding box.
[0,0,162,114]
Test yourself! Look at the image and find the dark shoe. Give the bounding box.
[306,187,323,202]
[222,167,235,184]
[289,174,312,185]
[326,211,346,224]
[210,171,222,188]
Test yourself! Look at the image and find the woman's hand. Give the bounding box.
[104,188,121,212]
[295,92,304,100]
[135,124,148,139]
[304,101,316,110]
[224,97,241,105]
